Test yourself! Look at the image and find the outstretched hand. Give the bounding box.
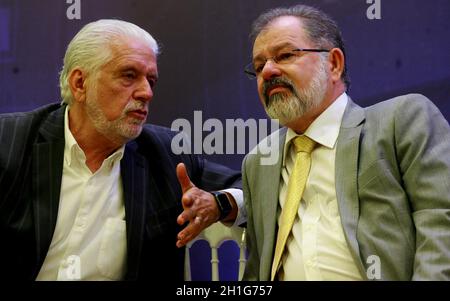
[176,163,220,248]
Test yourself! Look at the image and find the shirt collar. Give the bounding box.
[63,106,125,169]
[282,92,349,166]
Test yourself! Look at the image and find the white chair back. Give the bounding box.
[185,223,246,281]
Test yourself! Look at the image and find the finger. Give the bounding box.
[176,227,194,247]
[176,163,194,193]
[181,192,194,209]
[176,209,195,225]
[177,237,188,248]
[177,195,198,225]
[176,222,202,248]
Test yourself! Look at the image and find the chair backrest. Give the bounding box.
[184,222,246,281]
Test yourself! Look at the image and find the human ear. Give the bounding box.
[68,68,87,103]
[328,48,345,83]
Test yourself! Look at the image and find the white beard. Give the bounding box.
[85,95,146,144]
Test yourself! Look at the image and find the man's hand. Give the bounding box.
[176,163,220,248]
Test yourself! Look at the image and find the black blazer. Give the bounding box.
[0,103,241,281]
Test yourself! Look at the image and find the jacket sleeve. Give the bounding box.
[395,94,450,280]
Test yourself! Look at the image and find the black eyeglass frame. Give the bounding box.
[244,48,330,79]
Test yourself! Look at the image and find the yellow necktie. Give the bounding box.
[271,135,316,280]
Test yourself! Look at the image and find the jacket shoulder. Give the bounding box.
[0,103,63,140]
[366,94,437,115]
[141,123,177,137]
[0,103,62,119]
[132,123,183,156]
[138,124,179,147]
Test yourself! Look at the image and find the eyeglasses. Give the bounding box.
[244,48,330,79]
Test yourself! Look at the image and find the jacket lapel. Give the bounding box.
[258,128,287,278]
[335,98,367,277]
[32,106,66,276]
[121,141,149,280]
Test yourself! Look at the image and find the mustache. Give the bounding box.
[262,77,297,105]
[124,100,147,113]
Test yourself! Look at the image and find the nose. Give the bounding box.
[260,59,282,81]
[133,77,153,102]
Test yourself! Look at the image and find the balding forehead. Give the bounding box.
[252,16,311,58]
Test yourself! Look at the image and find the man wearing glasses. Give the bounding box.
[242,4,450,280]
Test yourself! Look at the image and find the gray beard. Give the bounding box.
[264,58,329,126]
[85,97,145,145]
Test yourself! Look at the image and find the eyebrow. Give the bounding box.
[119,65,140,72]
[118,65,158,79]
[253,42,297,62]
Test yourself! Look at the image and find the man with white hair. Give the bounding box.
[0,19,243,280]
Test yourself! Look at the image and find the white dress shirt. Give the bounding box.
[36,107,127,280]
[35,107,244,280]
[278,93,364,280]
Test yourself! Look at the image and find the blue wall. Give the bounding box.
[1,0,449,170]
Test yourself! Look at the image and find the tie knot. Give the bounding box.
[293,135,316,154]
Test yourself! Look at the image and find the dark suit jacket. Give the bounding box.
[0,103,241,281]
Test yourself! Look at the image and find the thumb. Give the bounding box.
[176,163,194,193]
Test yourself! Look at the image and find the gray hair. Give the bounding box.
[250,4,350,89]
[59,19,159,105]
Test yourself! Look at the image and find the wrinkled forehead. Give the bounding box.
[252,16,311,58]
[91,38,158,81]
[109,36,156,57]
[105,37,157,66]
